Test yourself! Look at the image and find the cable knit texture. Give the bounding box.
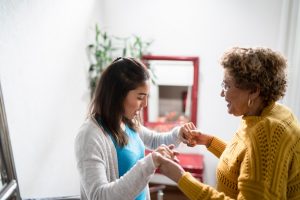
[178,102,300,199]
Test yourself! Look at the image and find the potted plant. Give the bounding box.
[87,24,153,96]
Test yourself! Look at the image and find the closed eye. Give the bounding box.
[137,92,148,100]
[137,95,147,100]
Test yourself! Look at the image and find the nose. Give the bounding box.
[142,97,148,107]
[220,89,225,97]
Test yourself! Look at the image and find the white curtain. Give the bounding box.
[279,0,300,119]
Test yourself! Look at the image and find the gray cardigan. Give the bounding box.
[74,117,181,200]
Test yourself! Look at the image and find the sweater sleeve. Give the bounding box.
[139,125,181,150]
[178,172,233,200]
[75,123,157,200]
[178,103,300,200]
[207,136,227,158]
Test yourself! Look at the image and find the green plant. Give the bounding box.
[87,24,152,95]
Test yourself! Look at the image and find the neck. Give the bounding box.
[245,98,266,116]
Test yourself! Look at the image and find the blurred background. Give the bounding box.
[0,0,299,198]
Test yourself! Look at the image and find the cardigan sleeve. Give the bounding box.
[139,125,181,150]
[75,122,157,200]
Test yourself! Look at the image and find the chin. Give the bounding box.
[124,115,134,120]
[228,109,237,116]
[229,111,242,117]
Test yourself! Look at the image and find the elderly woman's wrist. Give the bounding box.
[205,136,214,148]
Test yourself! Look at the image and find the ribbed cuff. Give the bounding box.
[178,172,205,200]
[207,137,226,158]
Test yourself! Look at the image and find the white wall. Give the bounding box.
[0,0,102,198]
[280,0,300,120]
[101,0,285,187]
[0,0,292,198]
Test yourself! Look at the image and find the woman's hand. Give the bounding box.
[188,130,214,147]
[158,155,185,183]
[179,122,197,145]
[151,144,179,168]
[180,122,214,147]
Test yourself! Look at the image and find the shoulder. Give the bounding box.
[244,103,300,154]
[75,118,109,153]
[260,103,300,139]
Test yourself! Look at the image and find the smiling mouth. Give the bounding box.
[225,100,231,107]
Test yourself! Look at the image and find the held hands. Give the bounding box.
[158,155,185,183]
[151,144,179,168]
[179,122,213,147]
[151,144,185,183]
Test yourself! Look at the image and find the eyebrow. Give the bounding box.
[138,92,148,96]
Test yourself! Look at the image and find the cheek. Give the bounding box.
[229,95,249,115]
[225,93,239,112]
[124,100,139,113]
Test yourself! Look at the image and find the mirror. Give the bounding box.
[0,81,21,200]
[142,55,199,131]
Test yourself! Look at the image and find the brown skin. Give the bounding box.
[151,144,180,167]
[221,69,265,117]
[158,67,267,180]
[158,47,288,186]
[158,155,185,183]
[181,68,266,147]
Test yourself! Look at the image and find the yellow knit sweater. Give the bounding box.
[178,102,300,199]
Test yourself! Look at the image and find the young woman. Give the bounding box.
[75,57,189,200]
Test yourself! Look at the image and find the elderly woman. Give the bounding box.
[157,47,300,199]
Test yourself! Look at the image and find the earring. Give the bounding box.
[248,99,253,107]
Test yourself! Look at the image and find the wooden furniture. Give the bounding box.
[149,183,189,200]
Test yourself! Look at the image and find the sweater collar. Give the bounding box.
[242,102,276,123]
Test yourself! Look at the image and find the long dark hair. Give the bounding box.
[89,57,150,147]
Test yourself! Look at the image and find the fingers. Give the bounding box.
[173,155,180,163]
[187,143,196,147]
[190,122,195,128]
[157,150,180,164]
[167,144,180,155]
[154,144,179,163]
[186,122,196,131]
[180,125,192,144]
[155,144,171,159]
[180,122,198,145]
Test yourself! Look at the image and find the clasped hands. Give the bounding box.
[180,122,213,148]
[151,122,207,182]
[151,144,185,183]
[152,122,203,168]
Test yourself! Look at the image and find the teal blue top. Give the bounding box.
[95,116,146,199]
[111,125,146,200]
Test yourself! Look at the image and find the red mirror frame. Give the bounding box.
[141,55,199,127]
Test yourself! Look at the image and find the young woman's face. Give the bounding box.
[123,81,150,120]
[221,70,251,116]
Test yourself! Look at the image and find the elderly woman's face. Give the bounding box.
[221,70,251,116]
